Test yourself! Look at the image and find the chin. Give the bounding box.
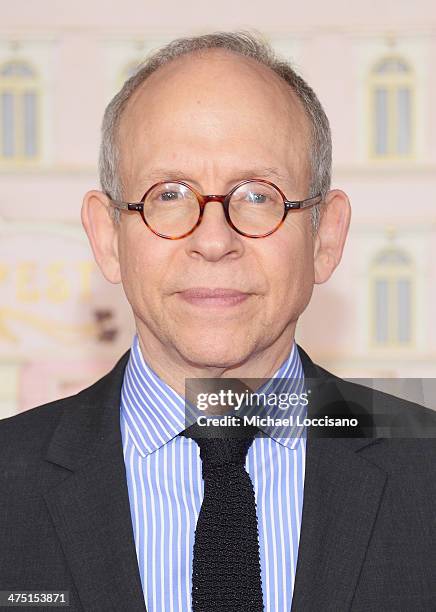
[176,335,252,369]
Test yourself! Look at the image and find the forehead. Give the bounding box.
[117,49,311,189]
[121,49,309,133]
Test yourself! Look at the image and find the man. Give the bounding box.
[0,32,435,612]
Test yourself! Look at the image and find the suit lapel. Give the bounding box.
[291,345,388,611]
[42,350,147,612]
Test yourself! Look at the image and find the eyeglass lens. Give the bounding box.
[142,181,285,238]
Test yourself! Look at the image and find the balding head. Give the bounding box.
[117,48,312,210]
[99,32,331,232]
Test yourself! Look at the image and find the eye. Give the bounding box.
[247,191,267,204]
[159,190,181,201]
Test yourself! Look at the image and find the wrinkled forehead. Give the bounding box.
[116,49,312,188]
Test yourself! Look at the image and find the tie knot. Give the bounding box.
[180,420,259,475]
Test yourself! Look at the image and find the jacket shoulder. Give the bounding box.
[310,357,436,427]
[0,395,75,459]
[0,350,130,461]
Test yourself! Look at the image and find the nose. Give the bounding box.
[186,198,243,262]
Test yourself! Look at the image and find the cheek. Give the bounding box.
[117,222,164,307]
[266,223,314,307]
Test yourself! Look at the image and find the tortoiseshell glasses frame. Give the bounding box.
[107,178,322,239]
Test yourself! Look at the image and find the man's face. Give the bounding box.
[112,51,317,369]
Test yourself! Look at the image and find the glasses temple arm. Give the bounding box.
[108,199,143,211]
[285,194,323,210]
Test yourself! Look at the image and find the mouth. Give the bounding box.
[176,287,252,308]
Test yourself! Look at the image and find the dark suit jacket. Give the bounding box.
[1,345,435,612]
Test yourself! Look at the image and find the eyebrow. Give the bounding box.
[139,167,295,192]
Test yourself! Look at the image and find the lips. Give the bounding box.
[176,287,252,307]
[178,287,250,298]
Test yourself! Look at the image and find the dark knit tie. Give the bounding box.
[180,420,264,611]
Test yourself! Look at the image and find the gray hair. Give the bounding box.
[99,31,332,232]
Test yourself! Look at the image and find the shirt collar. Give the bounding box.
[121,333,306,458]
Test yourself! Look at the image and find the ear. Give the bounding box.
[81,190,122,284]
[313,189,351,284]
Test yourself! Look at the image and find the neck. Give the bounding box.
[134,320,298,397]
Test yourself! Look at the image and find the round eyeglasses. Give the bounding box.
[108,179,322,239]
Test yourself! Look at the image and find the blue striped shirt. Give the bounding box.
[120,333,306,611]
